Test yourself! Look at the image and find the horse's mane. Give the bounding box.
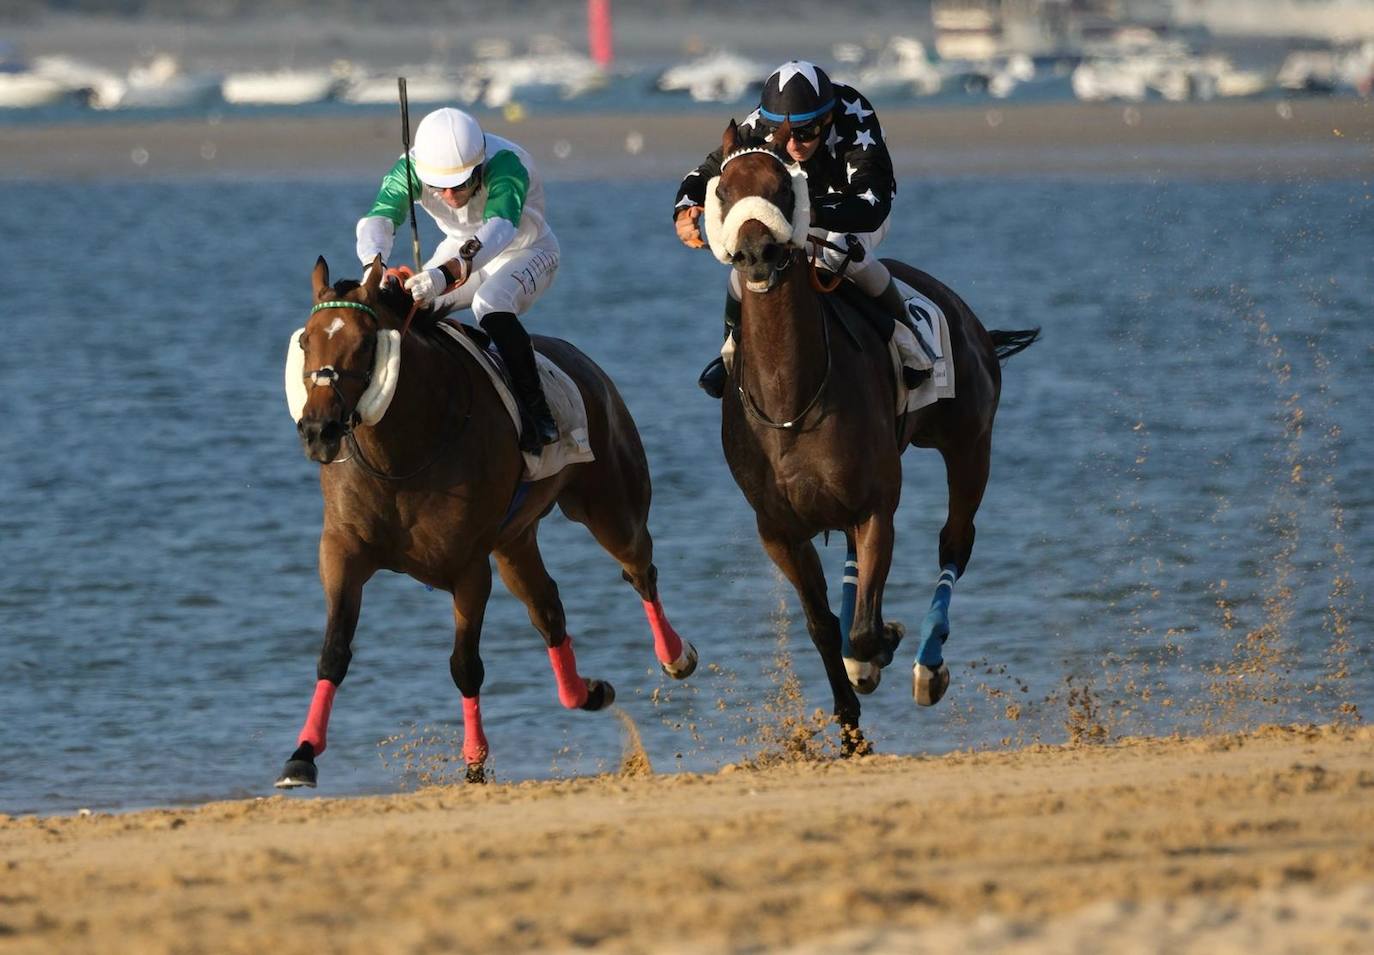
[327,279,450,338]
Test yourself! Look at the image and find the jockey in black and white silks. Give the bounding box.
[673,60,910,398]
[355,107,560,452]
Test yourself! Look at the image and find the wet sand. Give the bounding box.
[2,723,1372,953]
[3,99,1371,181]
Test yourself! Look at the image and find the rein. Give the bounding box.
[806,235,856,293]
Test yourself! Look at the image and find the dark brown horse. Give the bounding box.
[276,257,697,787]
[710,121,1037,751]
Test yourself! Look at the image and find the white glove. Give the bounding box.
[404,267,449,305]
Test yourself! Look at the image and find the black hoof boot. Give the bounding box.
[275,742,318,789]
[465,762,487,785]
[698,357,726,399]
[580,679,616,711]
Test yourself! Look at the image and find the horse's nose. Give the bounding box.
[297,418,344,462]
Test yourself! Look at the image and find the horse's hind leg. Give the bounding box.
[276,537,373,789]
[449,560,494,783]
[494,530,615,712]
[914,430,992,706]
[560,471,697,679]
[757,521,865,753]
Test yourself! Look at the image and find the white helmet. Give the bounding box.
[411,108,486,188]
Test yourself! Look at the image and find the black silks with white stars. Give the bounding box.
[672,81,897,236]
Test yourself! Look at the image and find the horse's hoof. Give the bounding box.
[913,662,951,707]
[275,758,318,789]
[580,679,615,711]
[841,727,872,757]
[465,762,487,785]
[879,621,906,667]
[844,656,881,694]
[661,641,698,680]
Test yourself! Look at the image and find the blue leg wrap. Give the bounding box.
[839,546,858,658]
[917,564,958,667]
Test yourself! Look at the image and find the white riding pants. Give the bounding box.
[430,234,561,319]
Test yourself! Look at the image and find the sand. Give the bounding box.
[2,99,1371,181]
[2,723,1372,953]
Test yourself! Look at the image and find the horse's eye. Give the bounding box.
[715,185,727,201]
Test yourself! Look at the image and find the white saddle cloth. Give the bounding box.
[437,323,595,482]
[889,279,956,414]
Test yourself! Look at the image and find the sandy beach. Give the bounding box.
[3,99,1371,181]
[2,723,1371,953]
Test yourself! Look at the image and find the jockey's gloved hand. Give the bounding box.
[404,267,449,305]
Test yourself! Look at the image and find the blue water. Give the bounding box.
[1,172,1371,815]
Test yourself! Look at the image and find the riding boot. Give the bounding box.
[480,311,559,454]
[874,279,931,390]
[698,294,742,399]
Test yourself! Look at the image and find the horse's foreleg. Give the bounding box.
[495,533,615,712]
[914,432,991,706]
[450,560,493,783]
[848,509,905,689]
[757,523,864,753]
[276,538,372,789]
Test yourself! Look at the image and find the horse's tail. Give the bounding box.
[989,327,1041,365]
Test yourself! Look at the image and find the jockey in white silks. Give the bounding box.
[355,107,560,452]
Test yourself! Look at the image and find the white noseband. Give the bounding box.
[703,148,811,265]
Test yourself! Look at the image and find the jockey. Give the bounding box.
[673,60,910,398]
[356,107,560,453]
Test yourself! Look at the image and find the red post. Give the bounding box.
[588,0,614,68]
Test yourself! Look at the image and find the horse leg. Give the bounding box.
[756,522,865,753]
[914,431,991,706]
[494,531,615,712]
[837,534,882,694]
[561,470,697,679]
[276,537,373,789]
[449,560,494,784]
[847,508,906,691]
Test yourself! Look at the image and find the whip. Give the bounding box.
[398,77,423,270]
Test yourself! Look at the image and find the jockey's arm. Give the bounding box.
[810,141,895,235]
[356,155,420,269]
[672,146,728,247]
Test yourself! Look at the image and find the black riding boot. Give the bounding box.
[698,294,742,399]
[480,311,559,454]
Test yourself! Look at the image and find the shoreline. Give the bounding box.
[3,99,1371,181]
[2,723,1372,952]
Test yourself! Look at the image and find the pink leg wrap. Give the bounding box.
[462,696,489,766]
[643,597,685,665]
[297,679,337,755]
[548,637,589,709]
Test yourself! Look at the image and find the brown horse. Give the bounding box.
[710,121,1037,751]
[276,257,697,787]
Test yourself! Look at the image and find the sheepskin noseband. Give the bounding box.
[285,326,401,426]
[704,148,811,265]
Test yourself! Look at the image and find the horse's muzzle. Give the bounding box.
[297,416,346,464]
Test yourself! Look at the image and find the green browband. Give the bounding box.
[311,300,379,319]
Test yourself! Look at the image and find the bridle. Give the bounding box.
[301,298,471,481]
[719,153,833,431]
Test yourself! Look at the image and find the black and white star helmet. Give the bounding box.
[758,60,835,128]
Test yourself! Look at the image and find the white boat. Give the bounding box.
[222,68,340,105]
[342,68,468,105]
[82,54,221,110]
[656,50,766,103]
[0,71,68,108]
[470,51,605,108]
[852,37,943,97]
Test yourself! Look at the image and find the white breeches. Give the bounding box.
[428,235,560,319]
[724,217,892,301]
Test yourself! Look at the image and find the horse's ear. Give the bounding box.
[363,254,383,294]
[770,118,792,154]
[722,119,739,155]
[312,256,330,300]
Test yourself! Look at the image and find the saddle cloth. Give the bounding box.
[890,279,956,415]
[437,322,595,482]
[718,279,955,415]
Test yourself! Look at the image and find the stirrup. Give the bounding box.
[698,357,726,399]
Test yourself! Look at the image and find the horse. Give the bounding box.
[276,257,697,787]
[708,120,1038,752]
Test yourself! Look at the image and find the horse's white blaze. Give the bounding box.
[324,317,345,339]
